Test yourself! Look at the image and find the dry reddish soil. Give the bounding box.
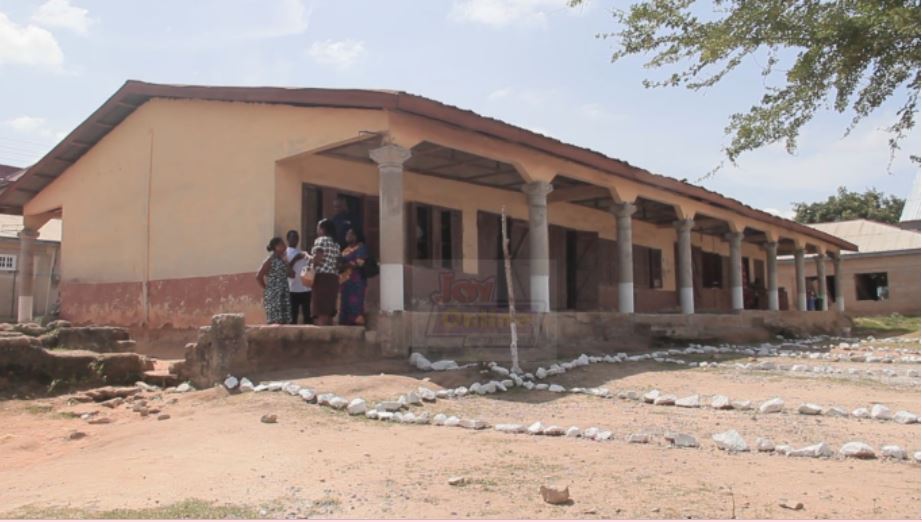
[0,336,919,519]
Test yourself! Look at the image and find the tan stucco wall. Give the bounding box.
[778,251,921,315]
[24,97,790,325]
[27,98,389,283]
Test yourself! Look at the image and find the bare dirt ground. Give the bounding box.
[0,333,919,519]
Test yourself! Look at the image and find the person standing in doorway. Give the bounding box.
[339,227,369,326]
[331,196,355,247]
[257,237,293,325]
[285,230,312,324]
[309,219,341,325]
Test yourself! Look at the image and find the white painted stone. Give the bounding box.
[470,383,484,395]
[914,452,921,463]
[675,395,700,408]
[565,426,581,437]
[542,425,566,436]
[787,442,833,458]
[527,422,545,435]
[594,430,613,441]
[432,413,447,426]
[712,430,749,452]
[377,411,394,421]
[643,390,661,403]
[666,432,699,448]
[283,383,301,396]
[653,394,676,406]
[365,410,379,420]
[327,396,348,410]
[840,441,876,459]
[536,367,547,379]
[711,395,732,409]
[431,360,459,371]
[548,384,566,393]
[444,416,461,427]
[455,386,468,397]
[501,379,514,389]
[316,393,334,406]
[798,403,823,415]
[495,423,526,434]
[581,427,599,439]
[417,388,437,402]
[852,407,870,418]
[881,445,907,460]
[822,406,847,417]
[347,398,367,415]
[491,366,510,377]
[731,400,753,410]
[460,419,487,430]
[627,433,650,444]
[870,404,892,420]
[266,382,285,392]
[415,412,430,424]
[253,384,269,392]
[758,398,784,414]
[755,437,775,452]
[405,391,422,405]
[375,400,402,412]
[223,376,239,390]
[239,378,255,392]
[535,384,549,391]
[892,411,919,424]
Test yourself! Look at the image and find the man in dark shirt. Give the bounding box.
[330,196,354,247]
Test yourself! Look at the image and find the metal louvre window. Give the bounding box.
[0,254,16,271]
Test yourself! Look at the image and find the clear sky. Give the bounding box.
[0,0,918,217]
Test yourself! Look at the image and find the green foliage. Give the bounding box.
[570,0,920,165]
[792,186,905,223]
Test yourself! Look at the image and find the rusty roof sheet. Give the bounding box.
[0,80,857,251]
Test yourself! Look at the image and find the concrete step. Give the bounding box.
[142,369,180,387]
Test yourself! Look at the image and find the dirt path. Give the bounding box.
[0,336,919,519]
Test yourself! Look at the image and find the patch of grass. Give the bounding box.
[852,314,920,338]
[23,403,53,415]
[5,498,264,520]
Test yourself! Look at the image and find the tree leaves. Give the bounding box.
[571,0,921,166]
[792,186,906,224]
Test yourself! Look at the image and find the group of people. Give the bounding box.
[256,199,370,326]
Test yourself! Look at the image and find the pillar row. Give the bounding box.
[613,202,636,314]
[675,218,695,315]
[815,252,828,311]
[17,227,38,323]
[833,253,846,312]
[764,241,779,311]
[727,231,744,312]
[370,143,411,313]
[522,181,553,312]
[794,248,807,312]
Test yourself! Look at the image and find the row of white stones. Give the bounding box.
[223,376,922,465]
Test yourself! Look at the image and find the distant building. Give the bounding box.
[778,219,920,315]
[0,164,61,321]
[899,172,920,231]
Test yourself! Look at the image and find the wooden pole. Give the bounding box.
[500,206,521,373]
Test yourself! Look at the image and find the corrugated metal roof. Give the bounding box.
[900,172,920,224]
[809,219,920,254]
[0,80,857,251]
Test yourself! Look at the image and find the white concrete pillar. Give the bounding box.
[522,181,553,312]
[727,231,744,312]
[764,241,779,311]
[17,227,38,323]
[613,202,636,314]
[794,248,807,311]
[370,143,411,313]
[675,218,695,314]
[832,253,845,312]
[815,252,828,311]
